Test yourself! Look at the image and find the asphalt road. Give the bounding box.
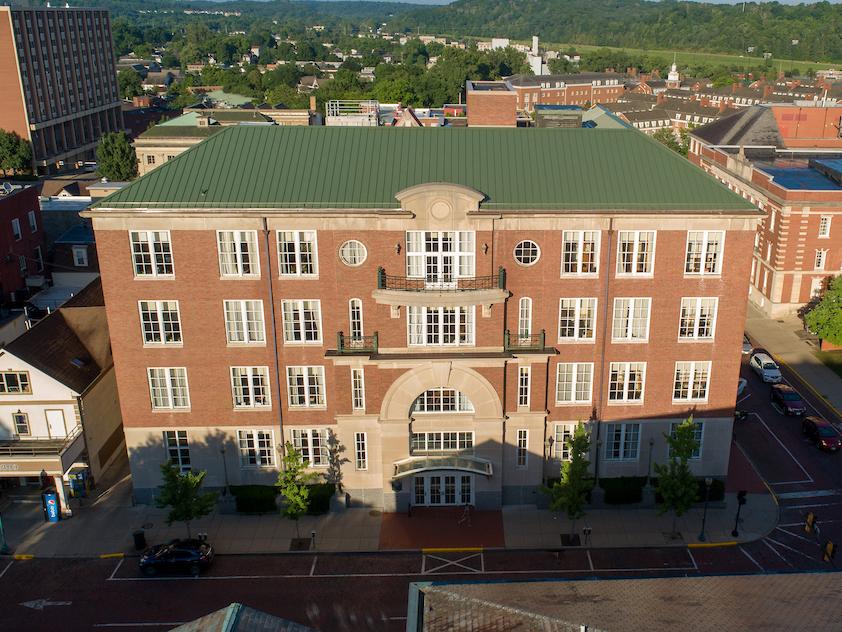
[2,351,841,631]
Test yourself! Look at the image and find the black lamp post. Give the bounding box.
[220,446,230,496]
[698,477,713,542]
[732,490,747,537]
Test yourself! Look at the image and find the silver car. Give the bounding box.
[750,352,782,383]
[742,334,753,355]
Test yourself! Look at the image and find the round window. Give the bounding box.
[513,240,540,266]
[339,240,367,266]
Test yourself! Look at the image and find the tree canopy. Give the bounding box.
[543,423,592,537]
[655,417,701,536]
[155,462,218,538]
[0,130,32,176]
[96,132,138,181]
[804,276,842,345]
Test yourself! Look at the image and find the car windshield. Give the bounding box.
[763,363,778,370]
[781,392,802,401]
[818,427,837,438]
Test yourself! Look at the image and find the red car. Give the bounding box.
[802,417,842,452]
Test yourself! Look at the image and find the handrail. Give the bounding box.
[0,424,83,457]
[335,331,379,354]
[504,329,546,351]
[377,266,506,291]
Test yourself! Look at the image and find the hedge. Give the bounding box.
[306,483,335,515]
[230,485,278,514]
[599,476,646,504]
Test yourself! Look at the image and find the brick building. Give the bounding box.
[84,127,759,510]
[507,73,625,111]
[689,103,842,316]
[0,183,45,305]
[465,81,517,127]
[0,6,123,173]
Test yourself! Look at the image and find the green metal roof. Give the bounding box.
[99,126,758,212]
[157,112,202,127]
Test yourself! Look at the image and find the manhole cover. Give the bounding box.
[369,510,382,517]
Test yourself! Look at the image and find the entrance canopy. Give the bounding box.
[393,455,492,479]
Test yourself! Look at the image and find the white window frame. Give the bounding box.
[354,432,368,470]
[130,230,174,278]
[281,299,322,345]
[406,231,475,284]
[555,362,593,405]
[557,298,596,342]
[553,423,576,461]
[517,366,530,408]
[339,240,367,266]
[411,431,474,453]
[561,230,600,276]
[13,411,30,436]
[670,421,704,459]
[411,388,474,413]
[815,249,828,271]
[351,367,365,411]
[147,367,190,410]
[616,231,656,276]
[672,361,711,403]
[231,366,271,409]
[238,429,275,468]
[611,297,651,342]
[11,218,21,241]
[516,429,528,468]
[27,210,37,233]
[277,230,318,277]
[0,371,31,394]
[291,428,329,467]
[604,423,640,461]
[513,240,540,266]
[608,362,646,404]
[684,230,724,276]
[286,366,326,408]
[138,300,182,346]
[818,215,831,239]
[224,300,266,345]
[349,298,364,339]
[518,297,532,339]
[164,430,190,472]
[407,305,475,346]
[678,297,718,341]
[217,230,259,278]
[71,245,88,267]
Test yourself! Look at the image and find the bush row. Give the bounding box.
[230,483,335,515]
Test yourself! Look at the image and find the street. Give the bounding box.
[2,350,841,631]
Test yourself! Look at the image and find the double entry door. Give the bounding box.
[413,472,474,506]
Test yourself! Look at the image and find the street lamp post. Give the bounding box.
[732,490,747,538]
[220,446,230,496]
[642,437,656,506]
[698,477,713,542]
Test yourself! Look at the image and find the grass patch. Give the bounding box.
[816,351,842,380]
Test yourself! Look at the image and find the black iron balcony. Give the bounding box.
[335,331,379,355]
[376,266,506,292]
[504,329,546,352]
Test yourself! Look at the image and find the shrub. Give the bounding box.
[653,478,725,504]
[306,483,335,515]
[230,485,278,514]
[599,476,646,504]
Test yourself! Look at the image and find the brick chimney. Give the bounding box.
[656,92,666,105]
[732,82,738,94]
[627,66,637,77]
[763,84,773,98]
[309,95,317,112]
[718,100,729,113]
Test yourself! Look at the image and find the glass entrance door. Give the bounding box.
[411,472,474,506]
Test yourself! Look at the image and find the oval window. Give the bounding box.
[513,240,540,266]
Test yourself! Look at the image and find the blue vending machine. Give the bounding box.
[43,491,60,522]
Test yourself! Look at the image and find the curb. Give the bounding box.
[99,552,125,559]
[687,541,737,549]
[770,351,842,422]
[13,554,33,560]
[422,547,483,554]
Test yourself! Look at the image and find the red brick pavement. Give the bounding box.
[379,507,505,549]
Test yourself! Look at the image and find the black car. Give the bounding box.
[139,538,214,576]
[770,384,806,416]
[802,416,842,452]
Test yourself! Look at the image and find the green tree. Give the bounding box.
[0,130,32,175]
[652,128,689,157]
[548,57,576,74]
[96,132,138,181]
[654,417,701,537]
[117,69,143,100]
[543,423,591,538]
[276,442,316,538]
[804,276,842,344]
[155,462,218,538]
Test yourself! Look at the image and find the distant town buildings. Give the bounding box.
[0,184,45,306]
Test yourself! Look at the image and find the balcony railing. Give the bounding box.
[504,329,546,352]
[377,267,506,292]
[335,331,379,355]
[0,424,83,457]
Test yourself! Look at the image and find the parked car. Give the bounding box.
[139,538,214,576]
[742,334,753,355]
[737,378,748,397]
[770,384,807,415]
[802,417,842,452]
[750,352,782,383]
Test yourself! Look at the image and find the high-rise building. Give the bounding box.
[84,127,759,510]
[0,6,123,173]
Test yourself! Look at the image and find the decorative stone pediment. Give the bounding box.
[395,183,485,228]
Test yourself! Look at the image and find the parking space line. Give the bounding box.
[94,623,185,628]
[762,539,794,567]
[108,558,124,581]
[586,549,594,571]
[738,546,765,572]
[771,480,813,486]
[423,553,482,574]
[309,556,317,577]
[775,527,817,544]
[0,560,12,579]
[778,489,842,500]
[737,394,751,405]
[750,412,814,482]
[786,501,842,509]
[686,549,699,571]
[766,537,816,561]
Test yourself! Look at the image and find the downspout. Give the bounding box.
[263,218,285,465]
[495,217,507,500]
[593,218,615,486]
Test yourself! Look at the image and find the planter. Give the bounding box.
[820,339,842,352]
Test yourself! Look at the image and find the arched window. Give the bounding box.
[349,298,363,339]
[518,297,532,339]
[411,387,474,413]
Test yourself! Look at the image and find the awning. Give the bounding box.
[393,455,493,479]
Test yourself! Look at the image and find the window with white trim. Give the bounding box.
[558,298,596,341]
[13,411,29,436]
[407,306,474,346]
[518,366,530,407]
[411,431,474,453]
[11,218,21,241]
[238,429,275,467]
[617,231,655,275]
[339,240,367,266]
[139,300,181,345]
[27,210,37,233]
[354,432,367,470]
[406,231,475,283]
[514,240,540,266]
[611,298,650,342]
[277,230,317,277]
[555,362,593,404]
[217,230,259,277]
[164,430,190,472]
[147,367,190,410]
[670,421,704,459]
[518,297,532,338]
[130,230,173,277]
[281,299,322,344]
[553,424,576,460]
[673,361,711,402]
[604,423,640,460]
[411,388,474,413]
[351,368,365,411]
[561,230,599,275]
[818,216,831,238]
[231,366,271,408]
[0,371,30,393]
[678,297,717,340]
[516,429,528,468]
[685,231,724,275]
[72,245,88,267]
[815,249,828,271]
[608,362,645,403]
[349,298,364,339]
[286,366,326,408]
[291,428,328,466]
[224,300,265,344]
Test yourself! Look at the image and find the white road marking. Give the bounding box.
[780,519,842,527]
[686,549,699,571]
[309,556,317,577]
[0,561,13,579]
[775,527,817,544]
[423,553,482,574]
[20,599,72,610]
[785,501,842,509]
[108,558,124,581]
[770,480,813,486]
[586,549,594,571]
[737,394,752,405]
[765,537,817,561]
[762,539,794,567]
[94,623,185,628]
[750,412,814,482]
[738,546,764,572]
[778,489,842,500]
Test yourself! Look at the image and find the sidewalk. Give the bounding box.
[745,304,842,417]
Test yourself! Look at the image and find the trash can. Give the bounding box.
[133,530,146,551]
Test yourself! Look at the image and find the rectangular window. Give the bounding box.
[411,388,474,413]
[815,249,827,271]
[138,300,182,345]
[406,230,475,283]
[0,371,31,394]
[558,298,596,341]
[555,362,593,404]
[130,230,173,277]
[561,230,599,275]
[277,230,317,277]
[238,429,275,467]
[553,424,576,460]
[818,216,831,238]
[286,366,326,408]
[13,411,29,436]
[670,421,704,459]
[71,245,88,267]
[685,231,724,275]
[291,428,328,466]
[34,245,43,272]
[146,155,155,165]
[224,300,265,344]
[231,366,270,408]
[611,298,651,342]
[11,218,21,241]
[147,367,190,410]
[678,298,717,340]
[518,366,530,407]
[164,430,190,472]
[673,361,711,402]
[617,231,655,275]
[604,423,640,460]
[18,255,26,276]
[27,210,37,233]
[217,230,259,277]
[411,431,474,453]
[608,362,646,403]
[281,300,322,344]
[354,432,367,470]
[516,429,528,468]
[351,368,365,411]
[407,306,474,346]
